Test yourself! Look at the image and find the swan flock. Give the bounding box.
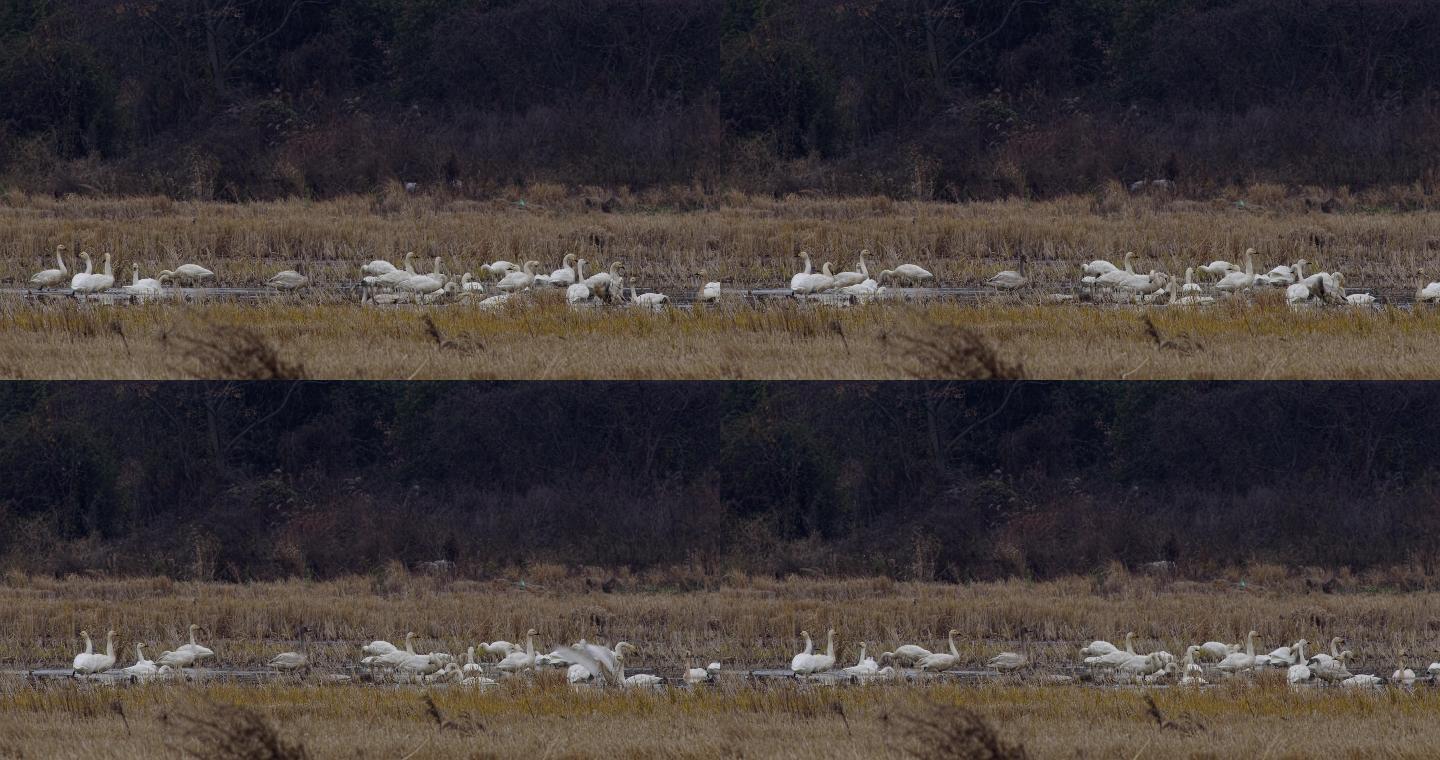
[54,625,1440,691]
[26,246,1430,308]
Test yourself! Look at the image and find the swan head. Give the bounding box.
[947,628,959,637]
[616,642,634,655]
[799,630,811,639]
[799,251,811,260]
[80,251,92,261]
[563,253,576,265]
[190,624,201,635]
[56,244,66,252]
[525,628,537,637]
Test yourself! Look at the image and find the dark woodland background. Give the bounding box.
[3,382,1436,581]
[6,0,1440,200]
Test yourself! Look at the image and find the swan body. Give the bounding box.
[1312,651,1353,682]
[567,259,594,303]
[462,647,484,676]
[1265,259,1309,286]
[496,629,538,672]
[1346,293,1376,305]
[176,624,215,660]
[1080,640,1119,658]
[1392,650,1416,685]
[880,263,934,286]
[267,269,308,290]
[797,628,836,675]
[1181,267,1202,294]
[169,263,215,284]
[548,254,578,286]
[830,253,867,290]
[398,273,447,295]
[1082,259,1119,277]
[483,260,520,278]
[376,253,419,286]
[624,673,664,687]
[697,272,721,303]
[122,643,158,678]
[361,259,397,276]
[362,640,398,657]
[789,252,815,291]
[792,262,836,296]
[124,264,166,296]
[916,630,961,672]
[29,245,68,290]
[1199,260,1239,278]
[157,648,197,670]
[986,270,1026,290]
[269,651,308,671]
[1266,640,1306,666]
[497,261,541,293]
[629,280,669,308]
[843,643,879,677]
[1215,631,1259,673]
[1215,249,1258,292]
[1180,646,1206,686]
[1419,281,1440,302]
[481,641,518,657]
[1196,641,1236,661]
[881,644,932,666]
[69,251,95,291]
[686,662,722,684]
[477,293,513,309]
[74,630,117,676]
[1341,674,1382,688]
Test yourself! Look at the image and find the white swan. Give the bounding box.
[567,259,594,303]
[793,262,837,296]
[986,266,1026,290]
[157,647,197,670]
[1215,249,1258,293]
[29,245,69,290]
[789,251,815,291]
[1216,631,1259,673]
[829,251,869,290]
[176,624,215,661]
[269,627,311,672]
[73,629,117,676]
[1199,260,1240,278]
[916,630,961,671]
[1346,292,1376,306]
[1392,650,1416,685]
[1312,651,1354,682]
[696,270,721,303]
[1180,646,1206,686]
[166,263,215,285]
[1181,267,1202,295]
[881,643,932,666]
[267,269,309,290]
[793,628,836,676]
[842,642,879,677]
[1309,637,1345,665]
[583,261,624,301]
[1080,640,1118,658]
[548,254,578,286]
[496,261,541,293]
[1419,278,1440,303]
[1095,251,1138,288]
[480,641,518,657]
[124,264,166,296]
[1082,258,1119,277]
[987,652,1027,671]
[629,280,668,308]
[1341,673,1383,688]
[483,260,520,278]
[1265,259,1309,286]
[496,629,539,672]
[361,259,397,276]
[69,251,95,293]
[1087,632,1139,666]
[1196,641,1237,661]
[789,630,815,673]
[1265,639,1306,666]
[362,640,397,657]
[686,661,722,684]
[122,643,158,678]
[375,252,419,287]
[458,273,485,293]
[1286,640,1312,684]
[879,263,934,287]
[463,646,484,676]
[1286,261,1318,304]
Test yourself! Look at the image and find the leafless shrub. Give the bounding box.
[895,326,1026,380]
[900,704,1028,760]
[166,700,309,760]
[1142,316,1203,355]
[173,324,307,379]
[1142,694,1205,735]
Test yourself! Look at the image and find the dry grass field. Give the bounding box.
[3,569,1440,758]
[4,187,1440,379]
